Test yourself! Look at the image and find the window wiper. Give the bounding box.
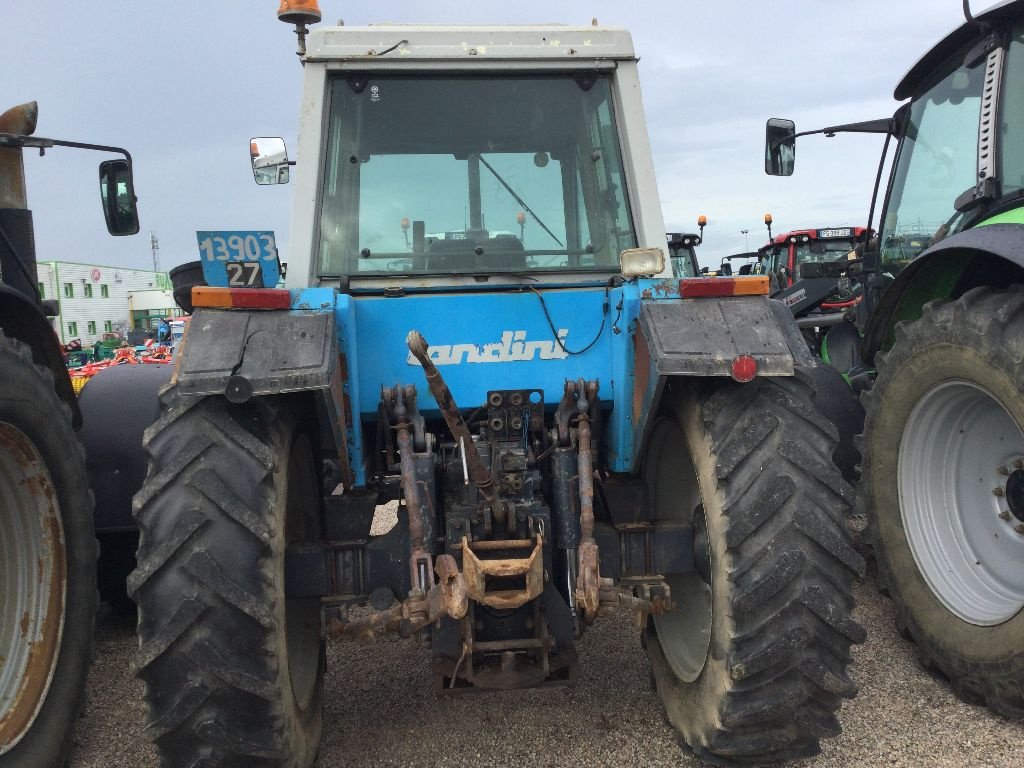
[477,154,564,247]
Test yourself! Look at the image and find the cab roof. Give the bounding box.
[768,226,867,246]
[305,24,636,62]
[894,0,1022,100]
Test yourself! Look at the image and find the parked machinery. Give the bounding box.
[767,0,1024,718]
[87,6,865,766]
[0,101,139,766]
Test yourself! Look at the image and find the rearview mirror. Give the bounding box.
[251,137,290,185]
[99,159,140,236]
[765,118,796,176]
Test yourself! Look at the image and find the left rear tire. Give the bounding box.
[131,391,325,767]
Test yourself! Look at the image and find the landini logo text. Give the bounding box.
[406,330,569,366]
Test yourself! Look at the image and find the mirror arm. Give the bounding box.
[0,133,132,165]
[771,118,895,149]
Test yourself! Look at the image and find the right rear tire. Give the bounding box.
[130,390,324,767]
[643,375,865,765]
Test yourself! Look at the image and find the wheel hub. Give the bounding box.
[1005,468,1024,524]
[0,423,67,755]
[646,420,712,684]
[899,380,1024,626]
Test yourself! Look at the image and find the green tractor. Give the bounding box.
[767,0,1024,717]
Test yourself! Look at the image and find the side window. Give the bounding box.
[103,320,113,332]
[67,321,78,336]
[84,284,93,298]
[87,321,97,335]
[100,284,109,298]
[63,282,74,298]
[1000,22,1024,195]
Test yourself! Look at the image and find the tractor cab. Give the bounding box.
[760,227,864,287]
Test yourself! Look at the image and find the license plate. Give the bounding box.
[817,228,852,239]
[196,230,281,288]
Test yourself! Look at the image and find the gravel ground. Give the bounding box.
[70,507,1023,768]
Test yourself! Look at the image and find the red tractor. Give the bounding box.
[758,220,868,312]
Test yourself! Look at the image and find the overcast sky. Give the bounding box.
[1,1,979,271]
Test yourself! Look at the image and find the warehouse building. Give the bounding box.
[36,261,176,345]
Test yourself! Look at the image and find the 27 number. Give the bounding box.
[225,262,263,287]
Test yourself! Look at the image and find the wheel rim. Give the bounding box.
[284,434,322,712]
[899,379,1024,625]
[647,420,712,683]
[0,422,67,754]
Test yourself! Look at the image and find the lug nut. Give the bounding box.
[994,487,1006,497]
[998,466,1010,476]
[1000,510,1012,521]
[1014,458,1024,470]
[1015,524,1024,535]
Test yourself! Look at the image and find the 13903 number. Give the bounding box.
[198,232,276,262]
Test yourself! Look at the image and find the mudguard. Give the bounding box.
[631,296,815,467]
[862,223,1024,362]
[174,306,354,486]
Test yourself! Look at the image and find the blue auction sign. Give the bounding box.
[196,230,281,288]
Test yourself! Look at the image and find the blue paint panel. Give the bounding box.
[196,230,281,288]
[311,279,675,483]
[291,287,338,312]
[352,288,615,417]
[607,281,644,471]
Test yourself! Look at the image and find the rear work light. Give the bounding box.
[620,247,665,277]
[191,286,292,310]
[679,276,769,298]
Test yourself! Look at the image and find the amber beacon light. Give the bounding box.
[278,0,322,56]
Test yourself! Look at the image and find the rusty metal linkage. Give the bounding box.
[331,380,469,645]
[461,535,544,610]
[394,388,432,594]
[574,380,603,621]
[328,553,467,644]
[595,578,674,627]
[407,330,506,524]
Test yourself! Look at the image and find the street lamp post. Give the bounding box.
[741,229,749,251]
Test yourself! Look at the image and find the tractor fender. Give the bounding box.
[174,306,354,487]
[862,223,1024,363]
[0,283,81,427]
[77,363,173,531]
[631,296,815,467]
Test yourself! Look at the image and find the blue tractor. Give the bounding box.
[122,6,863,766]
